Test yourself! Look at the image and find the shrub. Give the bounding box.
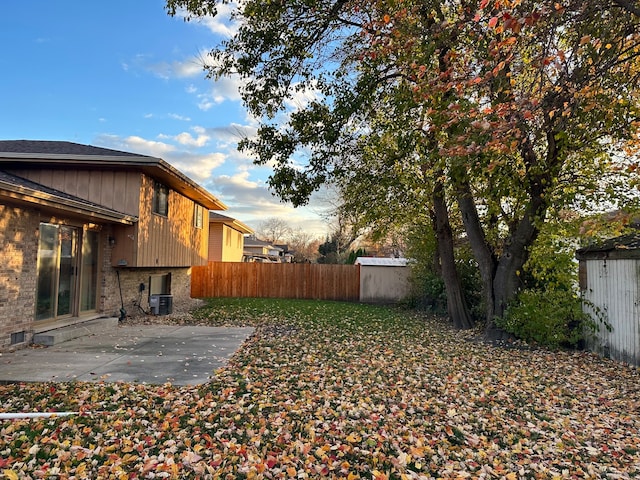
[498,288,590,349]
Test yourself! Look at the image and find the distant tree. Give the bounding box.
[288,228,321,262]
[256,217,292,244]
[346,248,366,265]
[317,235,340,264]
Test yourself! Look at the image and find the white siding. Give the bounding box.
[582,258,640,365]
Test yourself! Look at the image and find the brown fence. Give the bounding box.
[191,262,360,302]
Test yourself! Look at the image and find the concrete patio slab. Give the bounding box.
[0,325,254,386]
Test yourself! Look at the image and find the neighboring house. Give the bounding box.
[243,236,284,262]
[355,257,411,303]
[208,212,254,262]
[576,232,640,366]
[0,140,226,351]
[274,244,295,263]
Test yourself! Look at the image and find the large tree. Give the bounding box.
[167,0,640,333]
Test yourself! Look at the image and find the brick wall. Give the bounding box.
[102,265,193,318]
[0,209,197,351]
[0,205,39,349]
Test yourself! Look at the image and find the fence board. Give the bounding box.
[191,262,360,302]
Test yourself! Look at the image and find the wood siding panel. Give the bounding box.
[64,169,78,195]
[222,226,244,262]
[191,262,360,302]
[100,171,115,210]
[208,224,223,262]
[208,224,245,262]
[134,175,208,267]
[7,167,205,268]
[88,171,103,206]
[6,168,142,215]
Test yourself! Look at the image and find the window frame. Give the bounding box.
[152,181,169,216]
[194,204,204,229]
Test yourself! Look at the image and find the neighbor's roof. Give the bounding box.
[355,257,409,266]
[0,140,227,210]
[576,231,640,260]
[0,170,137,224]
[244,236,283,251]
[209,212,254,234]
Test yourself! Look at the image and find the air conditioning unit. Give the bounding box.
[149,294,160,315]
[149,294,173,315]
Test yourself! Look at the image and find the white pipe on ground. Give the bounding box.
[0,412,79,420]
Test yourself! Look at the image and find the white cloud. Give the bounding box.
[168,113,192,121]
[171,152,226,182]
[202,123,256,148]
[208,172,329,237]
[193,75,244,109]
[96,134,176,157]
[95,133,223,183]
[175,2,240,38]
[147,57,204,80]
[283,81,322,112]
[174,131,210,147]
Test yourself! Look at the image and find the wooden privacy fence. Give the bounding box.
[191,262,360,302]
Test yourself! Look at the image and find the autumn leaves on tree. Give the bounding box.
[168,0,640,332]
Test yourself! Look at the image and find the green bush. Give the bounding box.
[498,288,590,349]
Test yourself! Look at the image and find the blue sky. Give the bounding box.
[0,1,330,237]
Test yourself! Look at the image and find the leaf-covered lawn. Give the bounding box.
[1,298,639,479]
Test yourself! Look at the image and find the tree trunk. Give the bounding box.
[432,179,474,330]
[453,177,550,339]
[455,178,497,322]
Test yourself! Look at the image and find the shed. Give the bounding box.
[576,232,640,366]
[355,257,411,303]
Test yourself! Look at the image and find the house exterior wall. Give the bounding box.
[101,266,193,318]
[244,245,270,256]
[0,191,201,352]
[581,258,640,366]
[6,168,142,216]
[0,204,39,349]
[208,224,246,262]
[8,169,209,268]
[223,225,245,262]
[208,223,224,262]
[112,174,209,268]
[358,265,411,303]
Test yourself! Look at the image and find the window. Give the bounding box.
[153,181,169,216]
[194,204,204,229]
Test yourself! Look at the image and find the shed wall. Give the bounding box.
[359,265,411,303]
[582,258,640,366]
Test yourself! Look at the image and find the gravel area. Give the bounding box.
[119,297,206,326]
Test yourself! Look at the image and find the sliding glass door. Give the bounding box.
[36,223,99,322]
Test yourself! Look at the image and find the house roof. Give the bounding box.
[0,140,227,210]
[0,170,137,224]
[576,232,640,260]
[209,212,254,234]
[355,257,409,266]
[244,236,284,252]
